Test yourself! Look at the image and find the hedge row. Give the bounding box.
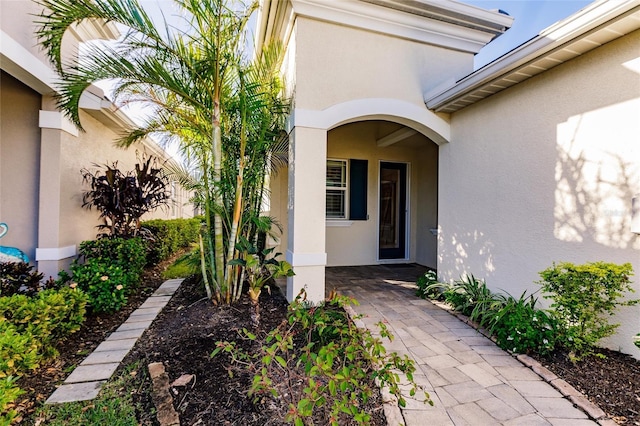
[143,217,201,265]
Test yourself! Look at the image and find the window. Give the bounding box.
[326,159,368,220]
[326,159,347,218]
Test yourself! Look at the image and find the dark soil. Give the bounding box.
[16,260,640,425]
[122,276,387,425]
[531,348,640,425]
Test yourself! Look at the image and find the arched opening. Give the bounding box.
[326,120,439,269]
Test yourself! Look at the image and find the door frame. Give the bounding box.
[376,160,410,262]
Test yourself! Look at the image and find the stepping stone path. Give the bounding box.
[45,279,183,404]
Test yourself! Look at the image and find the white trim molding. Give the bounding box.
[0,30,57,94]
[326,220,354,227]
[39,111,79,137]
[36,245,77,261]
[288,98,450,145]
[286,250,327,267]
[257,0,512,55]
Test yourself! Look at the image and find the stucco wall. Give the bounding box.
[438,30,640,356]
[0,72,41,259]
[293,17,472,112]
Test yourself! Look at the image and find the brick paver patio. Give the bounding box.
[326,265,604,426]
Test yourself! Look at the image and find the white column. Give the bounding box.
[286,126,327,303]
[37,110,77,280]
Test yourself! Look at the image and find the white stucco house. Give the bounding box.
[257,0,640,358]
[0,1,193,280]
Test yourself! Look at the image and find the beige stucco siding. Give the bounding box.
[439,30,640,356]
[0,72,41,258]
[293,17,473,111]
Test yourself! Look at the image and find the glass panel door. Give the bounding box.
[379,162,406,259]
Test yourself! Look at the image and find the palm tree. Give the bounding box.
[36,0,289,304]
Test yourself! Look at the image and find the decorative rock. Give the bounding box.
[149,362,180,426]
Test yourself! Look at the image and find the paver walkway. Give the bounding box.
[45,278,183,404]
[326,265,606,426]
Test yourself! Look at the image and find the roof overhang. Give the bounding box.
[255,0,512,55]
[425,0,640,113]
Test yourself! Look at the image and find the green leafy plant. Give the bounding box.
[0,287,87,423]
[230,236,294,326]
[439,274,504,326]
[0,376,24,425]
[416,269,442,299]
[634,333,640,349]
[69,238,146,313]
[538,261,638,357]
[81,156,170,238]
[488,291,558,355]
[212,292,432,425]
[71,260,128,313]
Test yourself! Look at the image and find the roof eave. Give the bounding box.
[425,0,640,113]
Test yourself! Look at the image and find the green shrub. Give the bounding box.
[416,270,442,299]
[213,292,432,425]
[142,217,202,265]
[488,292,558,355]
[0,376,23,426]
[0,323,40,377]
[72,259,128,313]
[70,237,146,313]
[0,288,87,424]
[0,288,87,355]
[0,262,44,297]
[538,261,638,357]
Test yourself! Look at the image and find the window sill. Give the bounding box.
[326,220,354,227]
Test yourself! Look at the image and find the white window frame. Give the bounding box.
[326,158,348,219]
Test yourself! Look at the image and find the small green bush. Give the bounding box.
[72,259,128,313]
[416,270,441,299]
[70,237,146,313]
[0,287,87,423]
[0,288,87,356]
[0,324,40,377]
[488,292,558,355]
[142,217,201,265]
[0,262,44,297]
[213,292,432,425]
[539,261,638,357]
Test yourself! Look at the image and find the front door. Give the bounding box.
[379,162,407,260]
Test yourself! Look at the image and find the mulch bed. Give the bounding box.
[530,348,640,425]
[122,276,387,425]
[15,259,640,425]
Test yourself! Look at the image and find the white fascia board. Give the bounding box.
[425,0,640,109]
[291,0,503,53]
[39,111,79,137]
[0,30,57,94]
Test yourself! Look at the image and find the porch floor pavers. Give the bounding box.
[326,265,604,426]
[45,278,183,404]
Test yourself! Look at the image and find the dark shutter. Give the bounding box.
[349,159,368,220]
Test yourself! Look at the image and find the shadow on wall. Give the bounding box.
[554,114,640,251]
[436,227,495,284]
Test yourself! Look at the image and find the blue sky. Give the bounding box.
[464,0,593,69]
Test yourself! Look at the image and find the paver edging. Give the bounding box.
[428,299,613,423]
[45,278,184,405]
